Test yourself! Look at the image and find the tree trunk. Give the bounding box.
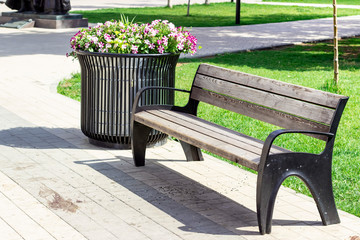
[187,0,191,16]
[167,0,172,8]
[333,0,339,84]
[205,0,209,4]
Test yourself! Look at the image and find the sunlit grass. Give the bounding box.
[72,2,360,27]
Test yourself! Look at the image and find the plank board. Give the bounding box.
[191,87,330,140]
[151,109,288,155]
[196,63,345,109]
[135,112,260,170]
[134,109,291,171]
[192,74,335,125]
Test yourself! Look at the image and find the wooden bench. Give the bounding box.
[130,63,349,234]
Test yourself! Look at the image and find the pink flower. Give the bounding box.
[162,36,168,46]
[168,23,176,31]
[132,45,138,54]
[144,26,150,34]
[177,43,184,50]
[158,45,164,54]
[104,33,111,42]
[92,36,99,44]
[67,19,198,58]
[149,43,155,49]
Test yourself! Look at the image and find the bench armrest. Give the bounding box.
[132,86,190,113]
[261,129,334,161]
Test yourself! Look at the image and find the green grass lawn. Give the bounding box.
[58,37,360,218]
[265,0,358,5]
[72,2,360,27]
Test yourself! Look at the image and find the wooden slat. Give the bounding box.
[134,110,261,171]
[196,63,345,109]
[192,75,335,125]
[191,87,330,140]
[151,109,288,155]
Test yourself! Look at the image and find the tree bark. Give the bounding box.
[205,0,209,4]
[167,0,172,8]
[187,0,191,16]
[333,0,339,84]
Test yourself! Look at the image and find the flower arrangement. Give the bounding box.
[68,18,198,58]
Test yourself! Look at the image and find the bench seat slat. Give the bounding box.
[151,108,287,155]
[134,110,261,170]
[193,74,335,125]
[197,64,344,109]
[135,109,289,171]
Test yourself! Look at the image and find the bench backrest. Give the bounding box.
[190,64,349,140]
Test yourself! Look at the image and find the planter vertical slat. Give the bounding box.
[76,50,180,149]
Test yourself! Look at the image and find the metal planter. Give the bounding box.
[76,50,180,149]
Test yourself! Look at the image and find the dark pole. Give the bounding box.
[236,0,241,24]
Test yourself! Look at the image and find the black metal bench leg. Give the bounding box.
[257,155,284,235]
[257,153,340,234]
[131,121,152,167]
[180,141,204,161]
[300,154,340,226]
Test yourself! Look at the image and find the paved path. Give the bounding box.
[0,1,360,239]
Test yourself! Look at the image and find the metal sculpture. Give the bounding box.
[5,0,71,14]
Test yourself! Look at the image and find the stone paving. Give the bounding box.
[1,1,360,239]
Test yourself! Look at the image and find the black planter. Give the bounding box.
[76,50,180,149]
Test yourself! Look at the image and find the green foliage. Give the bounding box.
[58,37,360,217]
[72,2,360,27]
[57,73,81,102]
